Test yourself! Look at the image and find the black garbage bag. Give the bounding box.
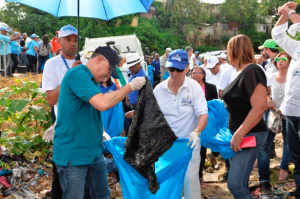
[123,77,178,194]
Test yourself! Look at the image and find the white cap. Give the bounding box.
[217,53,227,60]
[58,24,78,38]
[206,56,220,69]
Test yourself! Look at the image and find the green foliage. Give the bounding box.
[0,79,51,156]
[221,36,231,46]
[195,46,221,53]
[249,32,272,54]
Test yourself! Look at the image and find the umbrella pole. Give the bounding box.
[77,0,80,60]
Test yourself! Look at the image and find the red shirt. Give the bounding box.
[51,37,61,53]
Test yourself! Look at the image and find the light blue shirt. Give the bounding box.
[0,34,11,55]
[10,41,20,54]
[26,40,38,56]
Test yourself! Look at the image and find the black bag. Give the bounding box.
[123,77,178,194]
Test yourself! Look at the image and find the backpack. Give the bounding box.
[39,43,48,56]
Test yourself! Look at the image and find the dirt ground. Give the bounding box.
[0,74,296,199]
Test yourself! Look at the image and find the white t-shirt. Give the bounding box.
[265,58,278,78]
[206,68,222,87]
[189,54,195,70]
[42,55,88,116]
[25,37,32,47]
[218,64,271,91]
[270,73,285,111]
[220,62,230,70]
[153,77,208,149]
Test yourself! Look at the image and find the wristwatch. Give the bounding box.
[193,129,201,136]
[288,10,296,19]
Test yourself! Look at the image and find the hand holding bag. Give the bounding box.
[268,110,283,133]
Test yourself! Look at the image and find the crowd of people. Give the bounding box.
[0,2,300,199]
[0,28,60,76]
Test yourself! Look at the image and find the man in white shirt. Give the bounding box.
[205,56,222,88]
[258,39,279,78]
[185,46,197,70]
[154,49,208,199]
[272,2,300,197]
[218,53,230,70]
[195,51,201,66]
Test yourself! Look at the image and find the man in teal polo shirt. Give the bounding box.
[0,27,21,76]
[53,46,146,199]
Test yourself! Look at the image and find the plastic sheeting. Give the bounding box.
[201,99,235,159]
[101,102,124,138]
[104,137,192,199]
[123,78,178,194]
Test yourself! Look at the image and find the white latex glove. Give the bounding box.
[103,131,111,141]
[43,125,55,143]
[187,131,199,149]
[129,77,146,91]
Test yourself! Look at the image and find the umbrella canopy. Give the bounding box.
[5,0,154,20]
[0,22,12,32]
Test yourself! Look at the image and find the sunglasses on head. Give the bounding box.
[275,57,288,62]
[168,67,184,73]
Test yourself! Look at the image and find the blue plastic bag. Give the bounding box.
[201,99,235,159]
[101,102,124,138]
[104,137,192,199]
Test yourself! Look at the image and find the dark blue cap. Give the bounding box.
[95,46,120,79]
[166,49,190,70]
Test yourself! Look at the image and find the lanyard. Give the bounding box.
[61,54,76,70]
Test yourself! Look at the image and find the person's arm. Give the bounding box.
[219,89,223,99]
[196,114,208,132]
[272,2,300,56]
[230,83,267,152]
[46,86,60,107]
[10,33,21,41]
[33,46,38,55]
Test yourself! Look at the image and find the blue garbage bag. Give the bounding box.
[104,137,192,199]
[101,102,124,138]
[201,99,235,159]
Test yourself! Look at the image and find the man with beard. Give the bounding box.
[258,39,279,78]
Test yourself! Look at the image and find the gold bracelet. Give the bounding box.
[193,129,200,137]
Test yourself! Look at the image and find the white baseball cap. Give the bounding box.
[206,56,220,69]
[217,53,227,60]
[58,24,78,38]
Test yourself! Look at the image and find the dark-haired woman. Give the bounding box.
[100,75,117,94]
[37,35,53,73]
[191,67,218,179]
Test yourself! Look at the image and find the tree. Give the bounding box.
[219,0,259,36]
[170,0,209,47]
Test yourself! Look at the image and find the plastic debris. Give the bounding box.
[289,164,295,174]
[0,169,12,176]
[23,151,42,162]
[20,185,38,198]
[3,187,18,197]
[0,176,12,188]
[37,169,48,176]
[7,176,17,187]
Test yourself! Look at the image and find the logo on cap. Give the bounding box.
[208,59,212,63]
[63,27,76,32]
[171,54,181,62]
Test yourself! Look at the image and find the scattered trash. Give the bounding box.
[0,176,12,188]
[3,187,18,197]
[23,151,42,162]
[288,164,295,174]
[38,169,49,176]
[203,173,219,182]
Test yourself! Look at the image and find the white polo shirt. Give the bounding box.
[272,22,300,117]
[42,55,88,116]
[220,62,230,70]
[153,76,208,149]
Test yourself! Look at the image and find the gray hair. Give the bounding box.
[185,46,193,52]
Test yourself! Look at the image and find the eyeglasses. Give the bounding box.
[260,49,264,52]
[191,72,203,75]
[168,67,184,73]
[275,57,288,62]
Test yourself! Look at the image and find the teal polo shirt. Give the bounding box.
[0,34,11,55]
[53,64,103,167]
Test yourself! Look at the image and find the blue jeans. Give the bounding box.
[56,155,110,199]
[286,116,300,198]
[258,119,291,183]
[227,130,268,199]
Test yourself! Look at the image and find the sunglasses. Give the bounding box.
[191,72,203,75]
[168,67,184,73]
[275,57,288,62]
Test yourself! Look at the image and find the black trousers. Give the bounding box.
[26,54,36,72]
[11,53,19,73]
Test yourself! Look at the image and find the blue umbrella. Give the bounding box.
[6,0,154,53]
